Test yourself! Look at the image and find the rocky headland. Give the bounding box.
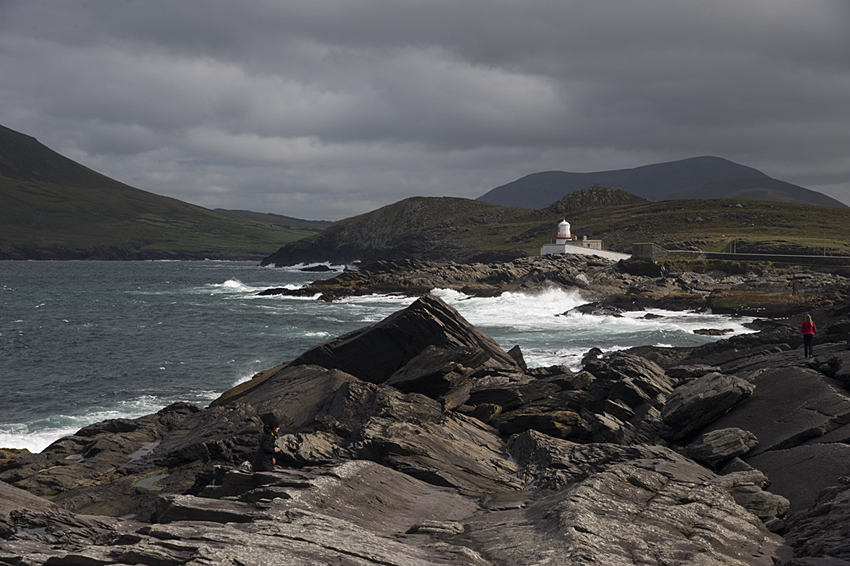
[3,255,850,565]
[260,255,846,317]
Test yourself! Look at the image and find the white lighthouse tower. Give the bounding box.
[540,218,630,259]
[555,220,571,243]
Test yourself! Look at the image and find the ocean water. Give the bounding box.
[0,260,755,453]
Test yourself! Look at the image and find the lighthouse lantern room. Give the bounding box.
[556,220,571,243]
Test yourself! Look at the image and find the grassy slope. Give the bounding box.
[0,125,315,257]
[264,189,850,266]
[461,198,850,257]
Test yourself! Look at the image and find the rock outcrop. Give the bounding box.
[258,255,848,320]
[259,196,531,267]
[4,289,850,564]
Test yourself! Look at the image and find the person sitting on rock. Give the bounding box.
[252,415,281,472]
[801,314,817,358]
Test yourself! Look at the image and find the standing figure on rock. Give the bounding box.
[801,314,817,358]
[252,415,281,472]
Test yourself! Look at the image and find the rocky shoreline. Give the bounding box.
[263,255,846,317]
[3,255,850,565]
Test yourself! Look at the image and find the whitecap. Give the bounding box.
[1,396,168,453]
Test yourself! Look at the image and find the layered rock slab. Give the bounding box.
[470,437,786,565]
[783,479,850,565]
[224,363,522,494]
[2,461,491,566]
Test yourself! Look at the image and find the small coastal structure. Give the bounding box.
[541,219,630,260]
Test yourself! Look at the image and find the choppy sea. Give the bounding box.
[1,260,755,453]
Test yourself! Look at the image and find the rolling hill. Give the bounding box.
[262,185,850,266]
[0,124,321,260]
[478,156,846,209]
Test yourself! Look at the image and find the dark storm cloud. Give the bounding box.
[1,0,848,219]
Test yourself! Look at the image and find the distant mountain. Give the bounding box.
[478,156,846,209]
[0,124,319,260]
[658,177,844,207]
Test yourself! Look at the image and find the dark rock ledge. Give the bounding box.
[3,289,850,564]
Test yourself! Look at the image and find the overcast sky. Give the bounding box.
[2,1,849,220]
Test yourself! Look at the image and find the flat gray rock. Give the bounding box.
[465,454,786,566]
[705,367,850,456]
[746,444,850,515]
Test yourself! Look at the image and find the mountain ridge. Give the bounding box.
[478,156,846,209]
[0,124,319,260]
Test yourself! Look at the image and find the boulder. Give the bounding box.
[659,372,755,442]
[215,363,523,494]
[709,470,790,524]
[506,345,527,371]
[384,345,487,398]
[686,427,759,464]
[581,352,675,445]
[289,294,519,382]
[825,349,850,391]
[583,352,675,408]
[467,375,560,411]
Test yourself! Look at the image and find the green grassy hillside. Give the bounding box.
[0,125,318,259]
[263,186,850,265]
[469,197,850,257]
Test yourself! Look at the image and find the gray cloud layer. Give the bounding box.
[2,0,849,219]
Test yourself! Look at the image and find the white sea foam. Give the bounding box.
[0,424,79,453]
[1,397,168,453]
[204,279,267,295]
[430,287,755,370]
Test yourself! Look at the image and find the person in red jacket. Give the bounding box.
[801,314,817,358]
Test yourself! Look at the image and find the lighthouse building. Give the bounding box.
[540,219,605,256]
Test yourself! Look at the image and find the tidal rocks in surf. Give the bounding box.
[693,327,735,335]
[299,264,334,272]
